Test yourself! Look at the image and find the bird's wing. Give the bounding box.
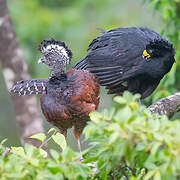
[85,27,149,86]
[139,27,162,40]
[10,79,48,95]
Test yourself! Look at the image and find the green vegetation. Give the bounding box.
[0,92,180,179]
[84,92,180,179]
[0,1,179,179]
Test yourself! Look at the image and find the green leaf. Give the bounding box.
[24,143,34,158]
[113,96,127,104]
[154,171,161,180]
[144,170,155,180]
[48,128,56,134]
[29,133,46,142]
[102,107,115,120]
[89,111,103,123]
[52,133,67,151]
[123,91,134,102]
[136,142,146,151]
[48,165,62,174]
[114,105,131,122]
[133,93,141,101]
[39,148,47,158]
[83,156,98,164]
[109,132,119,144]
[0,138,7,145]
[151,142,161,155]
[11,146,25,157]
[50,149,59,160]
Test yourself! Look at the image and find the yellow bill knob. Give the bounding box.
[142,50,151,59]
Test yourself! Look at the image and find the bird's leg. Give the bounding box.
[76,138,84,162]
[74,127,84,161]
[77,138,82,153]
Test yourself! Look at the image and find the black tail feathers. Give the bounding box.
[73,58,88,70]
[10,79,48,96]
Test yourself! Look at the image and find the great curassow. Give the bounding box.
[10,39,100,151]
[74,27,175,99]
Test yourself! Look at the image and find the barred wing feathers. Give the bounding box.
[10,79,48,96]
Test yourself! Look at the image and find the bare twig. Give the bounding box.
[148,92,180,118]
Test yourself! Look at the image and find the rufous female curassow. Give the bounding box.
[10,39,100,151]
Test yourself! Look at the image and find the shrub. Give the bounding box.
[84,92,180,179]
[0,92,180,179]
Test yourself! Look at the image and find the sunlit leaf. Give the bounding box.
[113,96,127,104]
[144,170,155,180]
[154,171,161,180]
[29,133,46,142]
[50,149,59,160]
[48,128,56,134]
[82,156,98,164]
[24,143,34,158]
[39,148,47,158]
[52,133,67,151]
[89,111,103,123]
[0,138,7,145]
[11,146,25,157]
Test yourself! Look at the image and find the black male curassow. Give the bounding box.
[11,39,100,151]
[74,27,175,99]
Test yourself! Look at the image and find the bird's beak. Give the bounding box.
[38,56,46,64]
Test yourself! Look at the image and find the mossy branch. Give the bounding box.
[148,92,180,118]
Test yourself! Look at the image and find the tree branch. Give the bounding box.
[148,92,180,118]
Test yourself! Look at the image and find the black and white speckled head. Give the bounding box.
[38,39,72,71]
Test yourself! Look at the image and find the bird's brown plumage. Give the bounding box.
[10,39,100,152]
[40,69,100,139]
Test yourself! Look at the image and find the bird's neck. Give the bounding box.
[49,73,67,85]
[51,62,67,78]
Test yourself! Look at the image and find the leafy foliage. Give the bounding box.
[1,0,179,179]
[0,92,180,179]
[0,129,89,180]
[84,92,180,179]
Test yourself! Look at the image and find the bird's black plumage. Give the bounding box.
[74,27,175,99]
